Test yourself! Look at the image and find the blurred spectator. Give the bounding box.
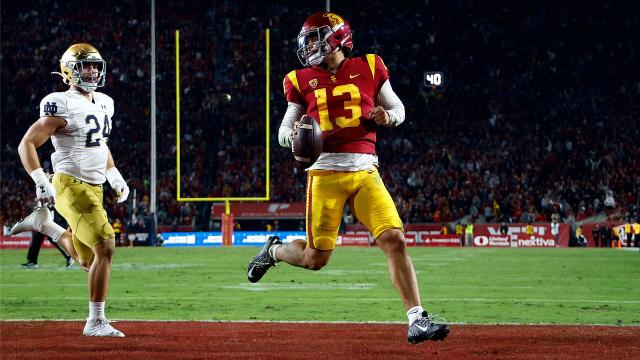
[464,223,474,247]
[499,223,508,235]
[600,225,611,248]
[455,222,464,244]
[525,222,534,238]
[113,218,123,246]
[591,223,600,247]
[575,226,587,247]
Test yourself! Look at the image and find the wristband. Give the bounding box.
[30,168,48,184]
[105,167,123,183]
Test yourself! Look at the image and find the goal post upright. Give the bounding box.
[174,28,271,243]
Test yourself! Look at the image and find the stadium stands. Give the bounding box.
[1,0,638,230]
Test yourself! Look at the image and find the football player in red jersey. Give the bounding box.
[247,12,449,343]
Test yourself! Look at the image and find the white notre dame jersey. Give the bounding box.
[39,89,114,184]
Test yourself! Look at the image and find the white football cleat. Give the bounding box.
[11,207,51,235]
[83,318,125,337]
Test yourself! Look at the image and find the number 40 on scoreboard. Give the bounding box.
[423,71,444,89]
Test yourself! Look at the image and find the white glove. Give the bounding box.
[30,168,56,205]
[105,167,129,203]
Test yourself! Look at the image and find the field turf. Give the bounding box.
[1,246,638,325]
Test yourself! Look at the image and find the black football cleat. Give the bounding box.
[407,311,450,344]
[247,236,282,283]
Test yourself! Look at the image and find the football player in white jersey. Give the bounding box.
[15,43,128,337]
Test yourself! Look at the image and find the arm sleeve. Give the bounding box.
[378,80,405,127]
[278,102,305,148]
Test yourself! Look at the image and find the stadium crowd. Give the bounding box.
[1,0,638,230]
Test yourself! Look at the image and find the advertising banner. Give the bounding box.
[472,223,570,247]
[0,235,55,249]
[339,234,371,246]
[161,232,223,247]
[211,203,305,219]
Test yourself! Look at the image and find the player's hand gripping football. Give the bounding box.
[105,167,130,203]
[368,106,390,126]
[289,121,301,152]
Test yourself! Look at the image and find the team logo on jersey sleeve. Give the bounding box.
[309,79,318,88]
[43,102,58,115]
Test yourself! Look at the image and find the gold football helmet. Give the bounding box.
[52,43,106,92]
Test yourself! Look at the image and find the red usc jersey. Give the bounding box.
[283,54,389,154]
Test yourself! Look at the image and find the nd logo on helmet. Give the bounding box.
[323,13,344,27]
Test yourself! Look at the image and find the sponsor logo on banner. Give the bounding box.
[161,232,225,246]
[474,223,570,247]
[233,231,306,246]
[164,234,196,245]
[340,234,370,246]
[516,237,555,247]
[419,234,461,247]
[0,236,45,249]
[473,235,511,247]
[203,235,223,244]
[245,234,269,243]
[282,235,304,243]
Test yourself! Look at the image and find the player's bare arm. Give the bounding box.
[106,149,116,170]
[18,116,66,173]
[18,116,67,205]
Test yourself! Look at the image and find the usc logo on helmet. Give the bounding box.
[323,13,344,28]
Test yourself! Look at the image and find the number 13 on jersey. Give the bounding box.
[313,84,362,131]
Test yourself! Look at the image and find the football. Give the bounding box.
[292,114,323,167]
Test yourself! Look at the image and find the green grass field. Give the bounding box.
[1,247,638,325]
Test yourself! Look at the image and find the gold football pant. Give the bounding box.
[52,173,114,264]
[306,168,403,250]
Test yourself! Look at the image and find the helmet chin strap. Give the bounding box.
[51,71,96,92]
